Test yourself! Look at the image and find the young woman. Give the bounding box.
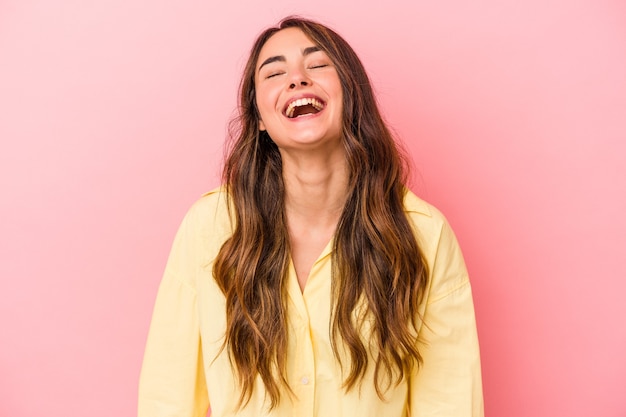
[138,16,483,417]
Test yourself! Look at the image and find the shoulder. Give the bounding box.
[402,188,449,242]
[403,188,471,302]
[183,186,230,224]
[163,186,232,282]
[186,185,229,216]
[176,186,233,247]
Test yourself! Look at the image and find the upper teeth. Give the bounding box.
[286,98,324,118]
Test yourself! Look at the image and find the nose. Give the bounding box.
[288,68,311,89]
[289,80,309,89]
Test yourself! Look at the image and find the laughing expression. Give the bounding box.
[255,27,344,153]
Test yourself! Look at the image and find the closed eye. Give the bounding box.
[309,64,329,69]
[266,72,285,79]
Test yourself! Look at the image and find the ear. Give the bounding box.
[259,119,266,131]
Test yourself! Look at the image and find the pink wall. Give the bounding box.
[1,1,624,416]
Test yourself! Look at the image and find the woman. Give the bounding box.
[138,16,483,417]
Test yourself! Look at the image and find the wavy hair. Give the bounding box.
[212,16,428,409]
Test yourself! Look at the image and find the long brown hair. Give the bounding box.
[213,16,428,409]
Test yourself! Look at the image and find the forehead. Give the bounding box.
[256,28,318,67]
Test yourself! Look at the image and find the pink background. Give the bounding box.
[1,0,625,416]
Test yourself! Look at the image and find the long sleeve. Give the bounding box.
[138,207,210,417]
[138,189,483,417]
[408,218,484,417]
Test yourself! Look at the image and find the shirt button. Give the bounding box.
[301,376,309,385]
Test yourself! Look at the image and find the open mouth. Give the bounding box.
[284,97,325,118]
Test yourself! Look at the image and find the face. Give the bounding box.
[254,27,343,153]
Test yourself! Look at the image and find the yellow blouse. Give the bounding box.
[138,188,483,417]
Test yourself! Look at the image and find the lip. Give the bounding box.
[282,94,326,118]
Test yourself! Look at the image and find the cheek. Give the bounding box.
[330,84,344,116]
[322,76,343,105]
[255,87,275,117]
[256,101,273,127]
[255,93,275,132]
[254,96,267,119]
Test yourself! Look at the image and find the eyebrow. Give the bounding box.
[257,46,322,73]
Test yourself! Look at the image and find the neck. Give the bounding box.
[280,147,348,227]
[279,145,348,289]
